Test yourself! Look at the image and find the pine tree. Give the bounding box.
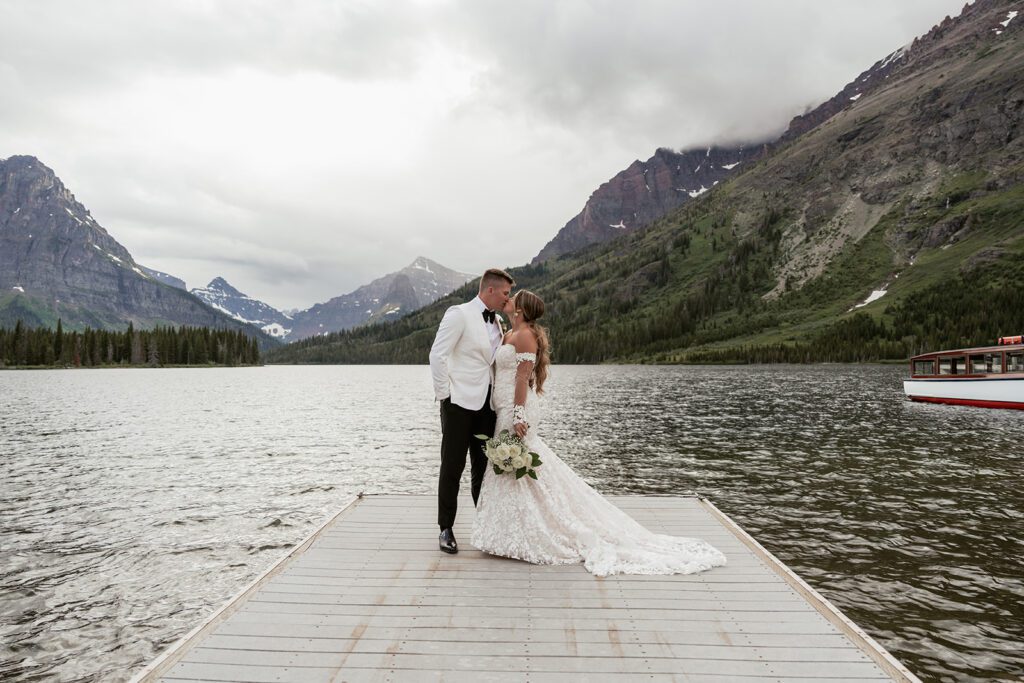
[54,318,63,364]
[131,329,144,365]
[12,320,25,365]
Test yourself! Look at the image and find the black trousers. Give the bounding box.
[438,392,496,530]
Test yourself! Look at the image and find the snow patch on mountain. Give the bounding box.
[261,323,291,338]
[852,288,888,310]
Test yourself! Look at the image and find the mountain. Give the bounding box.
[532,145,764,263]
[0,155,276,345]
[139,265,186,290]
[286,257,474,340]
[530,22,936,268]
[190,277,294,339]
[265,0,1024,365]
[531,3,998,268]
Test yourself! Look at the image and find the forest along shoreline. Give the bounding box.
[0,320,262,368]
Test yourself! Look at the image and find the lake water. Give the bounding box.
[1,364,1022,682]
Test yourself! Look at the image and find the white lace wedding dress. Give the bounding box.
[471,344,727,576]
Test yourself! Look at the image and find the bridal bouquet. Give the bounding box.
[475,430,542,480]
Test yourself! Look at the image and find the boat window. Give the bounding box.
[970,355,987,374]
[1008,352,1024,373]
[938,356,965,375]
[913,360,935,376]
[985,353,1003,374]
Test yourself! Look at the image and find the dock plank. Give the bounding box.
[133,495,919,682]
[200,633,877,662]
[228,610,846,634]
[209,622,859,647]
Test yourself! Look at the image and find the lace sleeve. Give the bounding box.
[513,355,536,417]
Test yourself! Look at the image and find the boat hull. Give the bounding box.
[904,377,1024,410]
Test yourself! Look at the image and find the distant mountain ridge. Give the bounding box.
[140,265,186,290]
[188,258,474,341]
[286,257,474,340]
[0,155,274,346]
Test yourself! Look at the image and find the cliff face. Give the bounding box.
[532,145,764,263]
[0,155,269,340]
[731,0,1024,297]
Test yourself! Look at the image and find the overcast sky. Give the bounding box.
[0,0,969,309]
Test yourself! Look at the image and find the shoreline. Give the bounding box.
[1,359,909,369]
[0,363,264,370]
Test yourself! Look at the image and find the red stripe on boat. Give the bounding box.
[908,396,1024,410]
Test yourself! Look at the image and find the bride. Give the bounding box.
[471,290,727,576]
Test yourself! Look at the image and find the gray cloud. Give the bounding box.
[1,1,428,87]
[442,0,963,147]
[0,0,967,309]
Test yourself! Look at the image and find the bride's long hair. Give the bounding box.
[514,290,550,394]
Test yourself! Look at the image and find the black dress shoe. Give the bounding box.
[439,528,458,554]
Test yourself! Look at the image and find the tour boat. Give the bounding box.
[904,336,1024,410]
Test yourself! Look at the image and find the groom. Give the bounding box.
[429,267,514,554]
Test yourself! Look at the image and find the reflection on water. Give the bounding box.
[1,365,1021,682]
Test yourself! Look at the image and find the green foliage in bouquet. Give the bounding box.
[475,429,542,480]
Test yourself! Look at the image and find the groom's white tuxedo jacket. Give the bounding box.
[430,296,502,411]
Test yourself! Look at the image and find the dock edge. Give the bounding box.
[699,497,923,683]
[128,494,365,682]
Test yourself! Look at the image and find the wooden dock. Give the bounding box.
[132,494,921,682]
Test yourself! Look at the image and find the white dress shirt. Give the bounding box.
[469,295,503,359]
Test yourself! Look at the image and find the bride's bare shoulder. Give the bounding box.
[509,327,538,353]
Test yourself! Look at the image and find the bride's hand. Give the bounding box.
[511,404,528,438]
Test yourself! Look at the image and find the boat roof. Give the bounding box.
[911,343,1024,360]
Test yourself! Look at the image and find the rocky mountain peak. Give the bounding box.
[4,157,91,221]
[189,276,293,339]
[2,155,56,185]
[532,143,764,263]
[285,257,474,340]
[205,276,244,298]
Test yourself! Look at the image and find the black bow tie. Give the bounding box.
[482,309,496,324]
